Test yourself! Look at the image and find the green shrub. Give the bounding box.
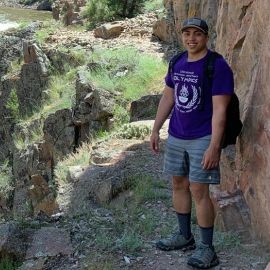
[114,124,151,139]
[113,104,130,127]
[83,0,114,29]
[6,89,20,121]
[84,0,147,28]
[0,257,20,270]
[107,0,146,18]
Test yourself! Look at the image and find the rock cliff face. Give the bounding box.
[153,0,219,48]
[161,0,270,243]
[216,0,270,244]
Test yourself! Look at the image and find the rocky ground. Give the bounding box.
[19,121,269,270]
[45,12,178,61]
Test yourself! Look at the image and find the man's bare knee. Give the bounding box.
[172,176,190,191]
[190,183,210,202]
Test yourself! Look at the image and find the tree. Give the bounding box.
[106,0,146,18]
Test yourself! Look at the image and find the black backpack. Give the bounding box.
[169,51,243,148]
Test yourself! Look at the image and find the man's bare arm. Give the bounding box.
[150,85,174,153]
[202,95,231,169]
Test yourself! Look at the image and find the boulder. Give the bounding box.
[73,82,115,144]
[18,258,46,270]
[211,186,251,234]
[0,222,28,260]
[153,17,176,43]
[52,3,60,20]
[28,175,59,216]
[73,87,114,128]
[0,23,41,73]
[75,70,94,103]
[19,42,50,114]
[25,227,73,259]
[12,142,55,218]
[94,23,124,39]
[90,88,114,121]
[130,94,161,122]
[43,109,75,160]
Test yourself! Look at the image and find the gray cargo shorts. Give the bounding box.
[163,134,220,184]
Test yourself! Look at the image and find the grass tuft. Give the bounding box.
[54,143,91,183]
[35,20,62,45]
[115,230,143,253]
[0,160,14,200]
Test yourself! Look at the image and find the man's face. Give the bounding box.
[181,27,208,55]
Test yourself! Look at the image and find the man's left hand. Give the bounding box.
[201,146,221,170]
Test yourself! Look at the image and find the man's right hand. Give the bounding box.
[150,131,160,154]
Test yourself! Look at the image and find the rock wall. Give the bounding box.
[216,0,270,244]
[160,0,270,243]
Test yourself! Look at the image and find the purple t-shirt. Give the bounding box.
[165,50,234,139]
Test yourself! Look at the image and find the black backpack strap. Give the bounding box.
[205,51,222,79]
[199,51,223,110]
[168,51,187,74]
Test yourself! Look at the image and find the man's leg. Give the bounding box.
[156,176,195,251]
[172,175,191,213]
[187,182,219,268]
[157,135,195,251]
[172,176,192,239]
[190,183,214,245]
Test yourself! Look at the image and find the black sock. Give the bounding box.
[200,226,214,246]
[176,212,191,239]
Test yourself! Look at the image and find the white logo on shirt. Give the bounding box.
[179,84,189,103]
[175,83,201,113]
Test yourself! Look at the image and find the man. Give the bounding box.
[150,17,234,269]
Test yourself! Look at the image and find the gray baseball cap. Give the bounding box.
[181,17,209,34]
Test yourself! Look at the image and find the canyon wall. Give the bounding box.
[216,0,270,243]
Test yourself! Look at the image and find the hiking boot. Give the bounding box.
[187,242,219,269]
[156,232,195,251]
